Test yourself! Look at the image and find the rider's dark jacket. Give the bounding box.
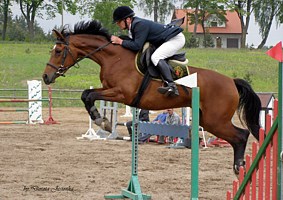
[121,17,183,52]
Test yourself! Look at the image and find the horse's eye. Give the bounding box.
[55,49,61,56]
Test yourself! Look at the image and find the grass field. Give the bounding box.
[0,42,279,106]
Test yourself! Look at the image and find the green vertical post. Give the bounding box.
[131,108,139,176]
[278,62,282,200]
[104,108,151,200]
[191,87,200,200]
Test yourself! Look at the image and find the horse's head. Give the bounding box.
[43,20,112,85]
[42,29,79,85]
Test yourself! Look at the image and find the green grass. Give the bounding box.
[187,48,278,93]
[0,43,101,89]
[0,42,280,106]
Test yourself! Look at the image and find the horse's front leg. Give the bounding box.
[81,87,125,132]
[81,88,112,132]
[81,88,99,116]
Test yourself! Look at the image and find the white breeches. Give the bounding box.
[151,32,185,66]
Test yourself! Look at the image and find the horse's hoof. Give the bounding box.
[234,165,240,175]
[102,117,112,133]
[94,118,103,126]
[234,160,246,176]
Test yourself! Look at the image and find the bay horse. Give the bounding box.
[42,20,261,175]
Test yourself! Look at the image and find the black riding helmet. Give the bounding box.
[113,6,135,23]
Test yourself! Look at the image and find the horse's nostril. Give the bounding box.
[42,74,49,84]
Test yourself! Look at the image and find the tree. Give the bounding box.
[226,0,253,48]
[183,0,200,37]
[137,0,176,23]
[279,2,283,23]
[184,0,226,47]
[253,0,282,48]
[43,0,77,22]
[7,15,28,41]
[1,14,47,41]
[15,0,44,41]
[14,0,77,41]
[137,0,175,23]
[76,0,135,34]
[0,0,11,40]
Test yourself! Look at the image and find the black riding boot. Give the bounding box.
[156,59,179,97]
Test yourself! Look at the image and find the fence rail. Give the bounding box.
[0,88,84,106]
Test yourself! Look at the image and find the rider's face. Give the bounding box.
[116,18,130,30]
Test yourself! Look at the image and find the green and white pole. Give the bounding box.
[278,61,282,200]
[191,87,200,200]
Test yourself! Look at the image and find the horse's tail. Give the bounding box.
[234,78,261,140]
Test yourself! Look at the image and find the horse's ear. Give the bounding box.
[52,29,65,42]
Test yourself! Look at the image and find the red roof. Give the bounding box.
[257,93,275,109]
[173,9,242,34]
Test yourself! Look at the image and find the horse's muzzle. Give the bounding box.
[42,74,53,85]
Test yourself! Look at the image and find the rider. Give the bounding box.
[111,6,185,97]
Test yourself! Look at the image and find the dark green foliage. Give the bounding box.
[183,32,199,48]
[203,34,214,48]
[0,15,52,42]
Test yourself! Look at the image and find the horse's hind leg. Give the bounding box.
[208,122,250,175]
[230,126,250,174]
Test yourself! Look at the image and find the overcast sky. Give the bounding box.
[12,5,283,47]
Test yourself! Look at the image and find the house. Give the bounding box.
[257,93,276,129]
[172,9,242,48]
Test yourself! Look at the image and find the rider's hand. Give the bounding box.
[111,35,123,45]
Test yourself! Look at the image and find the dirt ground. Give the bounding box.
[0,107,256,200]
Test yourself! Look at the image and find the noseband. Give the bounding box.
[47,36,111,77]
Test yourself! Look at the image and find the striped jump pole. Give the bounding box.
[0,121,27,124]
[0,80,58,125]
[44,85,59,125]
[0,109,28,112]
[0,80,45,124]
[0,99,48,102]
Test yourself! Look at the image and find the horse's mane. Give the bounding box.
[61,20,111,41]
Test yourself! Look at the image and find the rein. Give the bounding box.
[75,41,112,64]
[47,37,111,77]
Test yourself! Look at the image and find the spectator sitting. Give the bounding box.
[158,108,180,144]
[138,110,167,143]
[152,110,167,124]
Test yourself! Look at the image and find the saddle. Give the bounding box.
[136,43,189,80]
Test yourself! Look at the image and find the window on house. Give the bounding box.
[205,14,226,28]
[227,38,239,48]
[211,22,218,27]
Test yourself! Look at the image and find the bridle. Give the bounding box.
[47,36,111,77]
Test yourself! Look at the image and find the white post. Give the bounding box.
[27,80,43,124]
[121,105,132,117]
[186,107,191,126]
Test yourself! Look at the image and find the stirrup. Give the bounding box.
[157,84,179,97]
